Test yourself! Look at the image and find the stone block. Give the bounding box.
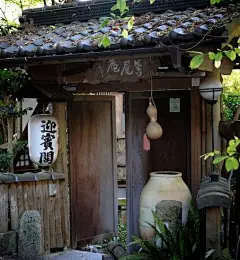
[18,210,41,259]
[156,200,182,233]
[0,231,17,255]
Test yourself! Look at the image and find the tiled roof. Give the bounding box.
[0,3,239,59]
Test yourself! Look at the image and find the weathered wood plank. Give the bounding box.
[55,181,63,248]
[74,78,192,93]
[191,87,202,199]
[0,184,9,232]
[53,102,70,248]
[27,182,36,209]
[68,96,117,247]
[48,180,57,249]
[23,182,29,210]
[36,181,45,254]
[16,183,24,225]
[43,181,50,254]
[9,183,18,231]
[59,180,69,249]
[126,95,152,244]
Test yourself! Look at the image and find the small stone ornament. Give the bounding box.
[146,99,163,139]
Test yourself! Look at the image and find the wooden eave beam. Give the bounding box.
[33,82,72,101]
[70,78,193,93]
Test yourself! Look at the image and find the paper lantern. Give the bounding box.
[28,114,59,167]
[199,70,222,104]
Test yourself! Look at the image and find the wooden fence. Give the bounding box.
[0,174,69,255]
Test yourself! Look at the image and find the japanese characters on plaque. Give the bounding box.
[84,58,158,84]
[107,59,143,77]
[28,115,59,167]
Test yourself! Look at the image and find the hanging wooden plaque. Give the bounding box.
[83,58,158,84]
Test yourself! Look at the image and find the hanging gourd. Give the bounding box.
[28,114,59,167]
[145,99,163,139]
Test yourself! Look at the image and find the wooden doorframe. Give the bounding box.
[126,90,192,249]
[68,95,118,248]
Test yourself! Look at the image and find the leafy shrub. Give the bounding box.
[120,204,232,260]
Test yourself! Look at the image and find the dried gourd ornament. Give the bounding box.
[146,98,163,139]
[143,55,163,151]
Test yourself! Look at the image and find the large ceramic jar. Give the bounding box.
[139,171,192,240]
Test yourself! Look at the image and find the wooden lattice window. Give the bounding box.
[15,147,34,172]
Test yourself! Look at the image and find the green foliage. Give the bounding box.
[219,248,233,260]
[190,55,204,69]
[189,42,240,70]
[0,140,27,172]
[122,29,128,38]
[98,0,154,47]
[13,140,27,156]
[222,71,240,121]
[223,95,240,121]
[202,137,240,172]
[210,0,221,4]
[0,150,13,171]
[98,35,111,48]
[111,0,129,17]
[121,205,232,260]
[118,219,127,249]
[0,69,29,97]
[5,0,43,9]
[127,16,134,31]
[0,68,31,119]
[121,204,209,260]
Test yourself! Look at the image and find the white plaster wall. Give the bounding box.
[22,98,37,131]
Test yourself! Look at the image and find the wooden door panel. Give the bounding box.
[69,96,117,247]
[151,92,191,183]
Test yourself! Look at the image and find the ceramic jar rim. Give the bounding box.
[150,171,182,177]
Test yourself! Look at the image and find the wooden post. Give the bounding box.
[115,94,124,138]
[191,87,202,199]
[52,103,70,249]
[16,100,22,139]
[206,207,221,258]
[204,70,222,259]
[213,100,221,153]
[7,117,14,172]
[201,99,207,177]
